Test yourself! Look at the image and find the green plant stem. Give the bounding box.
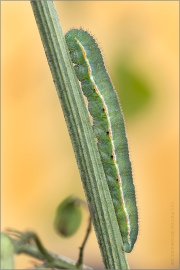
[10,232,91,270]
[30,1,129,269]
[76,217,92,268]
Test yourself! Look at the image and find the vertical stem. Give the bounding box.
[30,1,129,269]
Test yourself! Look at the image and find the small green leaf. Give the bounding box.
[54,196,82,237]
[0,233,14,269]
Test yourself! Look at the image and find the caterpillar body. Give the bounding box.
[65,29,138,253]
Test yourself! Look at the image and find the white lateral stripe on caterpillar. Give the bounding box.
[76,38,131,247]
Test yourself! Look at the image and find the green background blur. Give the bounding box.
[2,1,179,269]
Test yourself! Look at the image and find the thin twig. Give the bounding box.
[76,217,92,269]
[7,230,92,270]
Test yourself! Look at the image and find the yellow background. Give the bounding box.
[2,1,179,269]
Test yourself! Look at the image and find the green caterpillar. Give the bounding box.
[65,29,138,252]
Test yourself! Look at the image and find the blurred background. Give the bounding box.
[2,1,179,269]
